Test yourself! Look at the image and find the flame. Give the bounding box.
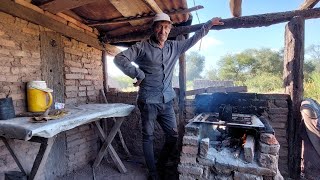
[241,133,247,147]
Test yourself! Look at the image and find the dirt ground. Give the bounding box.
[58,157,149,180]
[58,156,179,180]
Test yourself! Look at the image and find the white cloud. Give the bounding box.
[189,35,223,52]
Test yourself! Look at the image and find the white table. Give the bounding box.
[0,103,135,180]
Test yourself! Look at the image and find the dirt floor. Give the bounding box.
[58,156,179,180]
[58,157,148,180]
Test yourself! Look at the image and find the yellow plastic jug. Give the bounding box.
[27,81,53,112]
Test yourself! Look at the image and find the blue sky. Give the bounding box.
[187,0,320,70]
[108,0,320,76]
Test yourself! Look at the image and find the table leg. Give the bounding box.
[93,118,126,173]
[0,137,26,175]
[29,137,55,180]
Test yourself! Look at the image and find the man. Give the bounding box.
[114,13,223,179]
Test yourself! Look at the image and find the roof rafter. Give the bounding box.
[87,5,203,26]
[299,0,320,10]
[39,0,98,14]
[141,0,162,13]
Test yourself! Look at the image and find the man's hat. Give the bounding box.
[153,13,172,24]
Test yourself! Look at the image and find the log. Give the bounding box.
[284,16,304,179]
[104,7,320,43]
[229,0,242,17]
[299,0,320,10]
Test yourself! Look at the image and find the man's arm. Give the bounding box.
[113,44,145,86]
[175,17,224,54]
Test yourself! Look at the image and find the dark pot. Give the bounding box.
[0,97,16,120]
[219,104,232,122]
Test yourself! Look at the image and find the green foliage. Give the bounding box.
[112,76,138,91]
[244,72,283,93]
[304,72,320,102]
[217,48,283,83]
[205,67,220,80]
[186,51,205,81]
[306,44,320,72]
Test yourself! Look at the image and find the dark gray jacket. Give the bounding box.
[114,20,213,103]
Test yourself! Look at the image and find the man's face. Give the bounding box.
[153,21,172,43]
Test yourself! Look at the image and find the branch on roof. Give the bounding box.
[299,0,320,10]
[104,7,320,43]
[39,0,98,14]
[87,5,203,26]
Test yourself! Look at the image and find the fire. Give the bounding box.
[241,133,247,147]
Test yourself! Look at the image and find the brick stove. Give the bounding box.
[178,93,284,180]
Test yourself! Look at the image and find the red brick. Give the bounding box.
[87,90,95,96]
[0,38,15,48]
[182,145,198,155]
[79,80,92,86]
[65,80,76,86]
[78,91,86,96]
[79,86,86,91]
[70,67,88,74]
[66,85,78,92]
[65,73,84,80]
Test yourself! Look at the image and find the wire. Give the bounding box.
[193,0,203,51]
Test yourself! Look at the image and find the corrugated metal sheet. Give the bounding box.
[31,0,190,44]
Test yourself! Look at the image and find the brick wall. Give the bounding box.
[0,12,101,179]
[184,93,290,177]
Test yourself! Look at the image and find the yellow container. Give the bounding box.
[27,81,53,112]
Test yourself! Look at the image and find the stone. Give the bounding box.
[244,135,255,163]
[274,169,284,180]
[182,145,198,155]
[200,138,210,157]
[259,141,280,155]
[260,133,279,145]
[183,136,199,146]
[177,164,203,176]
[180,154,197,164]
[234,172,263,180]
[258,152,278,172]
[185,122,200,136]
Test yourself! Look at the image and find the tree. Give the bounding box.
[186,51,205,81]
[217,48,283,83]
[306,44,320,72]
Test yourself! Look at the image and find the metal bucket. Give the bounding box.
[0,97,16,120]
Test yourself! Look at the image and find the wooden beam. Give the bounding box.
[104,7,320,43]
[283,16,304,179]
[88,5,203,26]
[109,0,147,26]
[39,0,98,14]
[229,0,242,17]
[299,0,320,10]
[142,0,162,13]
[0,0,119,56]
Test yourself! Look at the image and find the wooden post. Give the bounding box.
[283,16,304,179]
[102,50,108,92]
[177,35,186,124]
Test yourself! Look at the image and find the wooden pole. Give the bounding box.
[102,50,108,93]
[105,7,320,43]
[283,16,304,179]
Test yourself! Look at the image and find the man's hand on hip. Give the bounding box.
[133,79,142,87]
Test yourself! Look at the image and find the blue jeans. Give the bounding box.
[138,100,178,176]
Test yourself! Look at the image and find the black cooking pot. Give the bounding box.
[219,104,232,121]
[0,97,15,120]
